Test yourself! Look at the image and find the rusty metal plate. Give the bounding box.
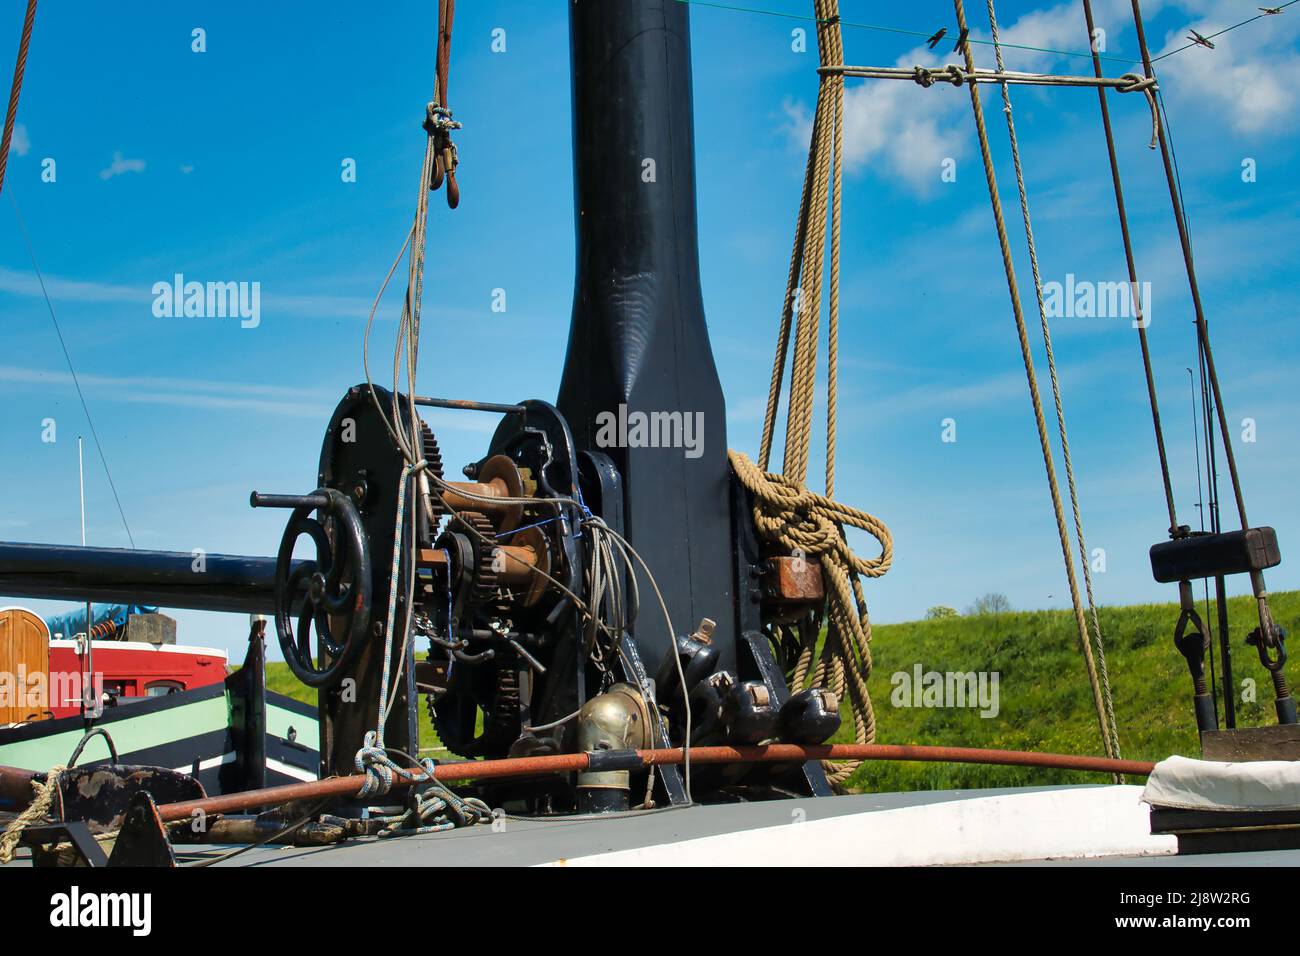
[56,765,206,834]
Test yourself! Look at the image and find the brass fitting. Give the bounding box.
[575,683,651,811]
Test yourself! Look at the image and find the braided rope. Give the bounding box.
[0,764,62,863]
[0,0,37,198]
[952,0,1118,769]
[984,0,1121,766]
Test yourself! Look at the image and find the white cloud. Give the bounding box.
[11,122,29,156]
[99,150,146,180]
[777,0,1300,191]
[780,42,970,194]
[1155,7,1300,134]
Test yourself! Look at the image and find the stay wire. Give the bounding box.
[8,190,136,548]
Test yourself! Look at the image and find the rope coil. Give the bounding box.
[732,0,893,789]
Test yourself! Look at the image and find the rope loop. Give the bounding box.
[730,451,892,578]
[1116,72,1161,148]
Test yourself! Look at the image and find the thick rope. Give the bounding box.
[1081,0,1179,536]
[952,0,1117,768]
[0,0,36,199]
[0,764,62,863]
[983,0,1121,765]
[735,0,893,788]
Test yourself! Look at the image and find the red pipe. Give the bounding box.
[153,744,1154,823]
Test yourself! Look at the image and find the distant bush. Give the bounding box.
[925,605,959,619]
[967,592,1011,616]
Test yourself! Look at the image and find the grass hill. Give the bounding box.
[263,590,1299,794]
[839,589,1300,793]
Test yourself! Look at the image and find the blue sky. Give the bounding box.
[2,0,1297,661]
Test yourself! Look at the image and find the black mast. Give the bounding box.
[559,0,736,673]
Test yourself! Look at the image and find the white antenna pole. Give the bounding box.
[78,436,86,547]
[78,436,95,725]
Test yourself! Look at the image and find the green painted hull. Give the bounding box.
[0,683,318,799]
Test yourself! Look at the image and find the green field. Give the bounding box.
[263,589,1298,793]
[838,589,1300,793]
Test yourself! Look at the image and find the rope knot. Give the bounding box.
[0,764,65,863]
[354,731,407,798]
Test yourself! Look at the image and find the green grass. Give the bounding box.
[838,590,1300,793]
[264,665,446,752]
[259,590,1299,793]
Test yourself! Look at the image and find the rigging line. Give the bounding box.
[1200,337,1235,728]
[1186,366,1220,722]
[985,0,1120,765]
[1080,0,1178,536]
[1130,1,1249,533]
[668,0,1134,64]
[1152,0,1299,62]
[0,0,36,198]
[1156,89,1192,250]
[7,190,135,549]
[951,0,1115,764]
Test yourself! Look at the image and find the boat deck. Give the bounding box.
[173,783,1299,867]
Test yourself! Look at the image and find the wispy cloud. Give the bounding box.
[0,364,496,433]
[0,265,497,323]
[11,123,29,157]
[99,151,146,180]
[0,266,147,304]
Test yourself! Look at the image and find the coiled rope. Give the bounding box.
[729,0,892,789]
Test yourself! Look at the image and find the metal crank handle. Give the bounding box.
[250,491,331,510]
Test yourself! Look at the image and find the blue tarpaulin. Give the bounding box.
[44,603,159,639]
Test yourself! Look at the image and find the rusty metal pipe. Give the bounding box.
[418,539,542,588]
[440,479,512,516]
[148,745,1155,823]
[412,396,526,415]
[0,765,40,812]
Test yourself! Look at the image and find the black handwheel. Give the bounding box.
[272,488,372,688]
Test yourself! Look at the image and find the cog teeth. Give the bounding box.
[419,421,447,515]
[452,510,500,605]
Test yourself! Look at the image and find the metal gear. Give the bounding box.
[419,421,447,515]
[450,510,499,605]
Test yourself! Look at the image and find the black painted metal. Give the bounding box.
[0,541,294,614]
[314,385,419,777]
[559,0,735,677]
[579,449,690,806]
[224,622,268,793]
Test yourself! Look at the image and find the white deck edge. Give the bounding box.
[540,785,1178,867]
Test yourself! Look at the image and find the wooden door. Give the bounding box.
[0,608,50,724]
